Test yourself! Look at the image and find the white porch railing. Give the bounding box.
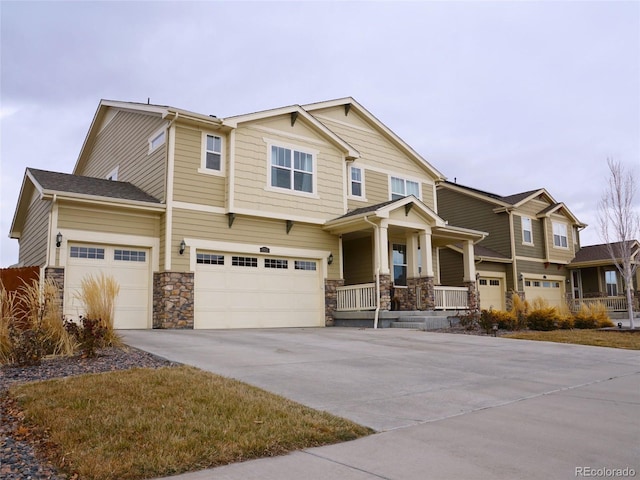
[337,283,377,311]
[570,296,637,312]
[434,286,469,310]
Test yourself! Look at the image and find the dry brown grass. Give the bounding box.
[0,284,17,363]
[73,273,121,346]
[504,329,640,350]
[11,366,372,480]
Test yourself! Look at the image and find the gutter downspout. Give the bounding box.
[163,113,179,271]
[363,215,380,329]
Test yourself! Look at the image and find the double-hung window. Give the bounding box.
[391,177,420,200]
[522,217,533,244]
[270,145,313,194]
[552,222,568,248]
[392,244,407,286]
[605,271,618,296]
[350,166,364,198]
[204,134,222,172]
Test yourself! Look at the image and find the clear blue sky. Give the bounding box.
[1,0,638,266]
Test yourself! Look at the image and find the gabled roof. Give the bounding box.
[303,97,445,181]
[438,181,585,226]
[223,103,360,159]
[570,241,640,266]
[10,168,163,239]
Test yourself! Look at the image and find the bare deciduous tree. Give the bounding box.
[597,158,640,329]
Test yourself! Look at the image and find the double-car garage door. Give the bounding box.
[195,251,324,329]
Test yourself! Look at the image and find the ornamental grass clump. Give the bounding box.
[73,273,121,347]
[573,303,614,329]
[508,293,529,330]
[526,298,561,331]
[0,279,76,365]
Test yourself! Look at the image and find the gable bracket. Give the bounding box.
[291,111,298,127]
[405,203,413,216]
[344,104,351,116]
[228,212,236,228]
[286,220,294,234]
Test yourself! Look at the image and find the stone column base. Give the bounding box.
[324,279,345,326]
[153,272,194,329]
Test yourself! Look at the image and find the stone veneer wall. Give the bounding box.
[393,277,435,311]
[465,281,479,313]
[44,267,65,313]
[324,279,344,326]
[379,274,392,311]
[153,272,194,329]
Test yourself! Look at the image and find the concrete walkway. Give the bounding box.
[120,328,640,480]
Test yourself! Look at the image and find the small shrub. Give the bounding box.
[65,317,107,358]
[8,325,46,366]
[556,303,575,330]
[527,298,560,331]
[573,303,614,329]
[479,309,516,333]
[457,310,479,330]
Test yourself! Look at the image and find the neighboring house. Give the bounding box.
[568,241,640,311]
[436,181,586,310]
[9,98,486,329]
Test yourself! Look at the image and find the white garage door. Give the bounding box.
[524,278,565,308]
[64,244,150,329]
[195,251,324,329]
[478,276,505,310]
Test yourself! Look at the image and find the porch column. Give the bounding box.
[419,230,434,277]
[407,233,419,278]
[462,240,476,282]
[379,220,390,275]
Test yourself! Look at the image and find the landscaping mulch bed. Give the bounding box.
[0,347,177,480]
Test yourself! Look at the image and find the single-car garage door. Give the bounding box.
[195,251,324,329]
[478,275,505,310]
[524,277,565,308]
[64,244,151,329]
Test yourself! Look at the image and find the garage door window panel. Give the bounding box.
[114,250,146,262]
[295,260,317,271]
[232,256,258,267]
[197,253,224,265]
[70,246,105,260]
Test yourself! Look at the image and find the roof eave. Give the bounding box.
[42,191,165,212]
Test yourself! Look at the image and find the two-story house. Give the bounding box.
[9,98,486,329]
[436,181,586,310]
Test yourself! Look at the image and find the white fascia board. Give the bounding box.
[42,192,165,212]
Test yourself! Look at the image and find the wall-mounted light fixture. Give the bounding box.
[179,240,186,255]
[56,232,62,248]
[327,253,334,265]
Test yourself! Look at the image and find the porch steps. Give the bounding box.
[391,313,459,330]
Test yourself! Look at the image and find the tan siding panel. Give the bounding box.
[232,121,345,219]
[78,111,167,201]
[58,204,159,238]
[343,236,373,284]
[172,126,226,207]
[513,214,545,258]
[438,248,464,287]
[364,170,389,204]
[19,194,50,267]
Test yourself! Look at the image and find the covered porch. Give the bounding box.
[324,197,486,324]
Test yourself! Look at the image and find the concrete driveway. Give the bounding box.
[121,328,640,480]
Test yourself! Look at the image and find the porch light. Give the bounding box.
[179,240,186,255]
[327,253,334,265]
[56,232,62,248]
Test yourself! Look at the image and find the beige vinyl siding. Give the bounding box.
[77,110,167,201]
[311,108,439,211]
[343,236,373,285]
[172,125,226,207]
[18,191,50,267]
[513,214,544,258]
[437,188,511,257]
[57,204,160,238]
[172,209,340,277]
[232,118,345,219]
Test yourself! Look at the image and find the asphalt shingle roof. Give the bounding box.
[28,168,161,204]
[571,241,637,264]
[442,181,542,206]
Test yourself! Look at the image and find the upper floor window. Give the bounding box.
[522,217,533,244]
[148,129,166,153]
[552,222,568,248]
[391,176,420,200]
[204,134,222,171]
[270,145,314,194]
[350,166,364,198]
